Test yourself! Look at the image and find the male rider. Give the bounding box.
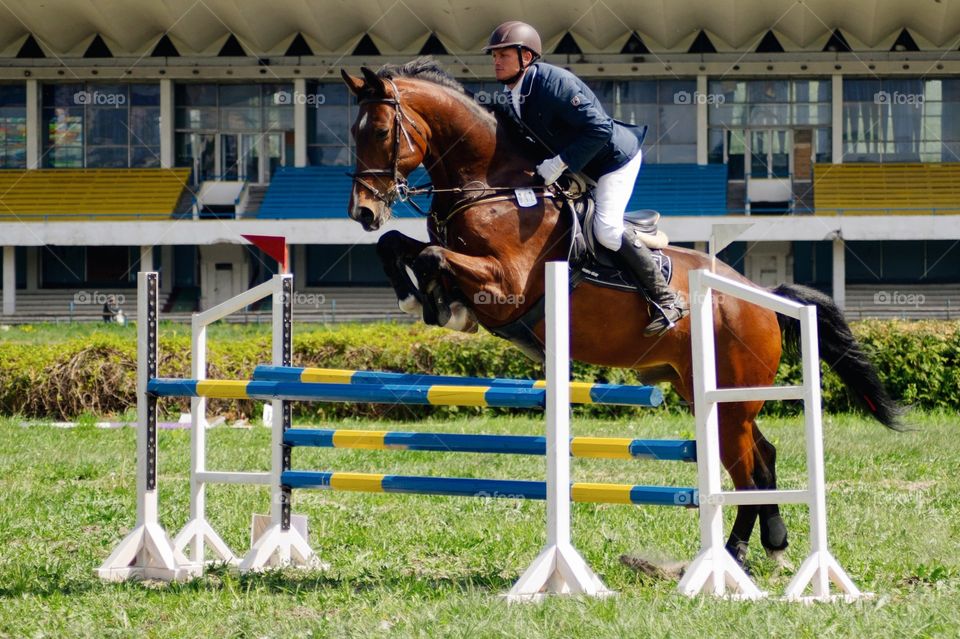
[484,21,688,336]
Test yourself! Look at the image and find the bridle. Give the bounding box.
[347,78,426,209]
[347,75,581,243]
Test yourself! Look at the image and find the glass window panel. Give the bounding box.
[87,84,127,106]
[308,145,350,166]
[219,84,259,107]
[708,128,724,163]
[220,107,259,130]
[0,84,26,107]
[130,83,160,106]
[130,107,160,146]
[658,80,696,102]
[44,146,83,168]
[658,105,696,143]
[308,81,350,106]
[617,103,657,129]
[621,80,658,104]
[656,144,696,163]
[708,104,743,127]
[42,84,84,107]
[748,103,789,126]
[86,146,128,168]
[88,108,128,145]
[264,107,294,130]
[175,107,218,130]
[309,107,350,145]
[591,81,617,110]
[44,107,83,146]
[262,83,293,104]
[176,83,217,107]
[131,145,161,167]
[749,80,788,103]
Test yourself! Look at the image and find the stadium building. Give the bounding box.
[0,0,958,321]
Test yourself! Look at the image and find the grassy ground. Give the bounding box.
[0,410,957,638]
[0,320,287,345]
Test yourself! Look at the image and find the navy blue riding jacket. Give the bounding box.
[493,62,643,180]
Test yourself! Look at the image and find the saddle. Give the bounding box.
[559,174,673,292]
[485,173,673,360]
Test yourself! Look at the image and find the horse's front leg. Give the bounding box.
[376,230,429,317]
[412,246,514,330]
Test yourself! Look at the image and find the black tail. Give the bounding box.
[771,283,903,430]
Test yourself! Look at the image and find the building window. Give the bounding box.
[174,83,294,183]
[596,79,698,164]
[843,78,960,163]
[41,83,160,168]
[707,79,833,178]
[462,78,697,164]
[0,84,27,168]
[306,81,352,166]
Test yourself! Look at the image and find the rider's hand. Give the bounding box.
[536,155,567,186]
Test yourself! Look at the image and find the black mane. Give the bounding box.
[377,56,467,94]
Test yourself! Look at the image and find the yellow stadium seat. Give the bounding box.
[813,163,960,215]
[0,168,190,221]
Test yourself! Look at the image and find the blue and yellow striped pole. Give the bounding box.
[147,377,663,409]
[283,428,696,462]
[281,470,698,508]
[252,365,664,407]
[281,470,698,507]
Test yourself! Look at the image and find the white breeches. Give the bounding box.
[592,148,643,251]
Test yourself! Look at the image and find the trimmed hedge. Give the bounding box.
[0,320,957,420]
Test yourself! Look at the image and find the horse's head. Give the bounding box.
[342,67,427,231]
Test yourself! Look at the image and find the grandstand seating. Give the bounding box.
[843,283,960,320]
[258,166,431,218]
[629,163,729,216]
[258,163,731,218]
[0,168,190,221]
[814,163,960,215]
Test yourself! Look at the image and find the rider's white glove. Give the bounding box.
[536,155,567,186]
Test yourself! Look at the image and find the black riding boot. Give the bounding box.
[615,231,689,336]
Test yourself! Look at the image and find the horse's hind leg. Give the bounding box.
[719,403,789,567]
[666,368,776,567]
[752,423,788,565]
[717,402,764,566]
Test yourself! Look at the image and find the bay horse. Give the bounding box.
[341,59,900,567]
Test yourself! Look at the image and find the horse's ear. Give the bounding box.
[360,66,386,96]
[341,69,366,96]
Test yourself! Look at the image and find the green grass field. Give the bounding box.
[1,411,957,638]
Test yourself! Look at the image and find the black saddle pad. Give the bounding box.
[579,248,672,293]
[560,183,672,293]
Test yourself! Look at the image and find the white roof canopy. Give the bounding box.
[0,0,957,58]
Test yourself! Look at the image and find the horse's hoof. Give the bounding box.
[443,302,476,332]
[765,548,794,573]
[727,542,752,576]
[398,295,423,317]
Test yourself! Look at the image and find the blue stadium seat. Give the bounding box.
[258,163,729,219]
[258,166,431,219]
[628,163,728,216]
